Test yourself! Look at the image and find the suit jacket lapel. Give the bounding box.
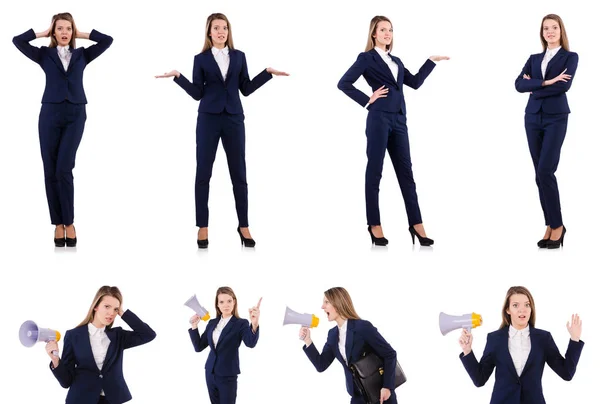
[520,328,538,375]
[216,316,237,349]
[102,328,118,371]
[345,320,355,366]
[545,48,567,79]
[49,48,66,74]
[206,320,217,350]
[225,50,237,84]
[370,49,396,84]
[207,50,225,84]
[66,49,82,74]
[500,327,520,380]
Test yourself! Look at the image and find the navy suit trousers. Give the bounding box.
[206,371,238,404]
[38,101,86,225]
[525,112,568,228]
[365,110,422,226]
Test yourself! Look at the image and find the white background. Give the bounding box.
[0,0,597,403]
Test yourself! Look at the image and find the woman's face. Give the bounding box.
[209,19,228,48]
[321,296,339,322]
[373,21,393,49]
[93,296,120,327]
[54,19,73,47]
[217,293,235,317]
[506,293,531,330]
[542,19,561,47]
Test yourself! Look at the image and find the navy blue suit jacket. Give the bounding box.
[338,49,436,114]
[460,326,584,404]
[303,319,397,397]
[13,29,113,104]
[174,48,272,114]
[189,315,259,376]
[515,48,578,114]
[50,310,156,404]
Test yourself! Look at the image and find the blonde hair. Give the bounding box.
[365,16,393,52]
[215,286,240,318]
[540,14,570,51]
[324,287,361,320]
[49,12,77,49]
[500,286,536,329]
[202,13,235,53]
[77,286,123,329]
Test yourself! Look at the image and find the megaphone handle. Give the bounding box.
[52,350,59,356]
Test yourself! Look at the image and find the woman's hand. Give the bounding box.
[266,67,289,76]
[567,314,582,342]
[369,85,388,104]
[543,68,571,86]
[46,341,60,368]
[429,55,450,62]
[118,306,124,317]
[459,328,473,355]
[155,70,181,79]
[299,326,312,346]
[75,31,90,40]
[36,21,53,38]
[380,387,391,403]
[249,297,262,331]
[190,314,201,330]
[523,74,531,80]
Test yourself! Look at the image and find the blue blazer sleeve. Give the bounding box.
[238,52,272,97]
[360,321,397,389]
[13,29,41,64]
[49,330,75,388]
[240,320,259,348]
[189,325,210,352]
[532,52,578,100]
[402,59,436,90]
[515,55,545,93]
[174,54,205,101]
[460,333,496,387]
[545,336,584,381]
[303,338,336,372]
[83,29,113,64]
[337,53,370,107]
[119,309,156,349]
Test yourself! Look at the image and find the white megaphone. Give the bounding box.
[439,312,483,336]
[283,306,319,328]
[184,294,210,321]
[19,320,61,356]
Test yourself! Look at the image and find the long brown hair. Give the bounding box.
[540,14,570,51]
[324,287,361,320]
[49,13,77,49]
[215,286,240,318]
[77,286,123,329]
[365,16,393,52]
[202,13,235,53]
[500,286,536,329]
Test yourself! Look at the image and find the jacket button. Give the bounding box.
[99,374,103,378]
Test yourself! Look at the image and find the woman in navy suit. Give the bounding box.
[338,16,448,246]
[13,13,113,247]
[300,287,398,403]
[459,286,584,404]
[515,14,577,249]
[156,13,288,249]
[188,287,261,404]
[45,286,156,404]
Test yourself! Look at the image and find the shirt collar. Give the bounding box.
[57,45,70,53]
[338,319,348,334]
[374,46,390,57]
[509,324,530,338]
[211,46,229,56]
[545,46,561,57]
[88,322,106,336]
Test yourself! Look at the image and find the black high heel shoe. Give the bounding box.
[546,226,566,249]
[368,226,388,246]
[237,227,256,247]
[54,227,66,247]
[537,238,550,248]
[197,239,209,249]
[65,225,77,247]
[408,225,434,246]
